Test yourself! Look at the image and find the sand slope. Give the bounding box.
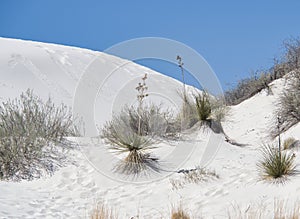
[0,38,299,218]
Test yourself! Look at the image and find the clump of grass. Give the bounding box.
[228,200,300,219]
[178,90,227,132]
[90,202,118,219]
[193,91,227,134]
[195,91,212,124]
[257,144,296,180]
[0,89,79,181]
[177,91,198,130]
[171,205,191,219]
[170,166,219,190]
[283,137,298,150]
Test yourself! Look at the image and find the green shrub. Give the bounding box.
[0,90,79,180]
[257,144,296,180]
[195,91,212,122]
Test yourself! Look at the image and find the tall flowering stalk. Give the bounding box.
[136,74,148,135]
[177,55,187,101]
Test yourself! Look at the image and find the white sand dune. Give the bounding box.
[0,37,299,218]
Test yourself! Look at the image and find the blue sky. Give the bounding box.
[1,0,300,90]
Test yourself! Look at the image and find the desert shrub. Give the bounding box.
[210,96,228,123]
[225,71,273,105]
[0,89,80,141]
[177,92,198,130]
[170,167,219,190]
[127,105,179,138]
[90,202,118,219]
[273,70,300,136]
[171,205,191,219]
[283,37,300,71]
[102,105,178,141]
[225,37,300,106]
[0,89,78,180]
[283,137,298,150]
[257,144,296,180]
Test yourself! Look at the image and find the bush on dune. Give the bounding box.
[225,71,273,105]
[225,37,300,106]
[0,89,79,181]
[273,70,300,137]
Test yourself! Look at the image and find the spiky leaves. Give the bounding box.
[101,107,160,176]
[257,144,296,180]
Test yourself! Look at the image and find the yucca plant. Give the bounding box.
[102,112,159,175]
[194,91,212,128]
[257,144,296,180]
[101,74,161,176]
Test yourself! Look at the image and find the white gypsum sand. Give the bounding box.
[0,37,299,218]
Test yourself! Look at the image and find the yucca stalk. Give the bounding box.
[136,74,148,136]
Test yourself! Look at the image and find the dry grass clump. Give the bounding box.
[90,202,118,219]
[177,91,199,130]
[257,144,296,181]
[170,167,219,190]
[283,137,298,150]
[0,89,79,181]
[171,205,191,219]
[228,200,300,219]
